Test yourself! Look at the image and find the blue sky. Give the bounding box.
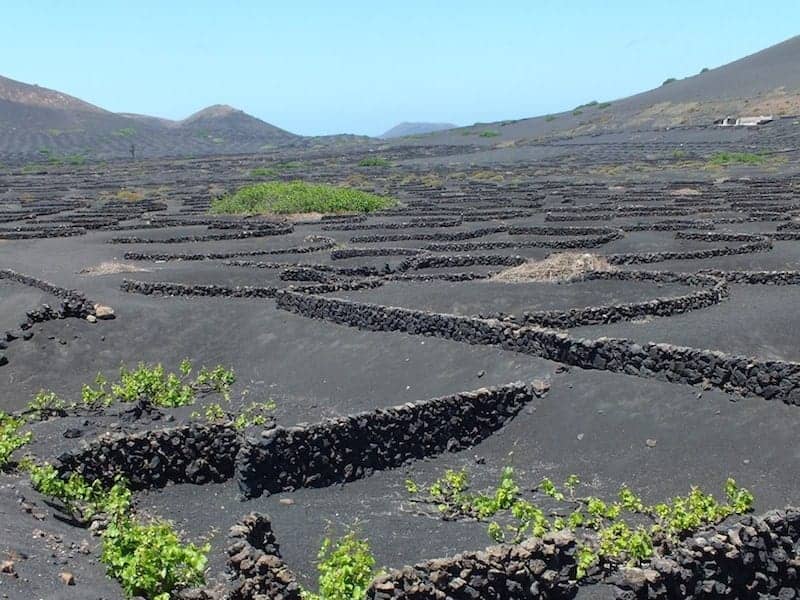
[1,1,798,136]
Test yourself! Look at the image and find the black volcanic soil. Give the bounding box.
[1,124,800,600]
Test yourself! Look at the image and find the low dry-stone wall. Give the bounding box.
[607,237,771,265]
[331,247,423,259]
[367,532,579,600]
[57,422,239,489]
[423,231,620,252]
[481,270,728,329]
[108,223,292,244]
[275,290,800,403]
[225,513,301,600]
[237,382,543,499]
[0,269,98,362]
[123,236,336,262]
[398,254,525,271]
[350,226,508,243]
[697,270,800,285]
[217,508,800,599]
[120,280,279,298]
[610,507,800,599]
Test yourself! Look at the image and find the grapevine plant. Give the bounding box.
[406,468,754,578]
[302,531,380,600]
[81,359,235,408]
[0,411,32,469]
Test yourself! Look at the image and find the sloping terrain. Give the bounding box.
[380,122,458,138]
[415,35,800,147]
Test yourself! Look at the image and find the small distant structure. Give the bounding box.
[715,115,773,127]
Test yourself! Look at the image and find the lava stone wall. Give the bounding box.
[225,512,301,600]
[120,280,279,298]
[57,422,240,489]
[366,531,579,600]
[697,270,800,285]
[365,508,800,600]
[123,235,336,262]
[275,290,800,404]
[493,270,729,328]
[606,237,772,264]
[610,508,800,599]
[237,382,539,499]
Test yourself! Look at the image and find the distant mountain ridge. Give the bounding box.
[0,74,299,159]
[380,121,458,138]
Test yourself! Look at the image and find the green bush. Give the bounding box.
[27,462,131,523]
[358,157,391,167]
[478,130,500,138]
[101,517,209,600]
[113,128,137,138]
[574,100,599,110]
[26,459,206,599]
[662,77,677,86]
[82,360,235,408]
[210,181,395,215]
[0,412,31,469]
[27,390,68,420]
[302,532,378,600]
[708,151,767,166]
[545,115,557,122]
[407,468,754,578]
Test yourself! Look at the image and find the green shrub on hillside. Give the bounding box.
[358,157,391,167]
[210,181,395,215]
[708,152,767,166]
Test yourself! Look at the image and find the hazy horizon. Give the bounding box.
[2,1,799,137]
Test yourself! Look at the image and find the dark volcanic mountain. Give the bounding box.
[412,35,800,146]
[380,122,458,138]
[0,75,299,160]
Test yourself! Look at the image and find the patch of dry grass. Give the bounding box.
[492,252,615,283]
[79,262,150,276]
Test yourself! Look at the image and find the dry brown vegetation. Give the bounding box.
[79,261,150,276]
[492,252,615,283]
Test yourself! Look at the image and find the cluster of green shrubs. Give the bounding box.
[406,467,754,578]
[573,100,613,111]
[25,460,207,599]
[112,128,137,138]
[81,360,235,408]
[2,360,238,599]
[191,398,276,430]
[708,151,767,166]
[210,181,395,215]
[460,129,500,138]
[358,157,391,167]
